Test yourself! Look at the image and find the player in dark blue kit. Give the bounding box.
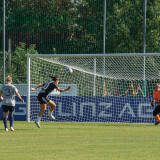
[31,75,72,128]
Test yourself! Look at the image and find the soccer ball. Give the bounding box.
[65,67,73,74]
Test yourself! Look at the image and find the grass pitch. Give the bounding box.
[0,121,159,160]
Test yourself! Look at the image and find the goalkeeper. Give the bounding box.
[31,75,72,128]
[151,83,160,125]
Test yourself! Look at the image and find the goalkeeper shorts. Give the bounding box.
[153,105,160,116]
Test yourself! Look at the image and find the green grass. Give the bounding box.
[0,121,159,160]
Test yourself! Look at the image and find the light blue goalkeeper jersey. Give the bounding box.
[0,84,18,106]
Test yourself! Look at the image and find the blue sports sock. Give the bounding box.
[9,114,14,127]
[3,117,8,129]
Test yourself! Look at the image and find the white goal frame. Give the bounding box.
[27,53,160,122]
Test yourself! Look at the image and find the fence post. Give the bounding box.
[143,0,147,97]
[3,0,6,85]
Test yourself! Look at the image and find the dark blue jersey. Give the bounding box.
[39,81,58,96]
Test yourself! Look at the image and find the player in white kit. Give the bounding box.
[0,75,24,131]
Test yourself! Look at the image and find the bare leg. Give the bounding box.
[47,100,56,112]
[47,100,56,119]
[38,104,47,117]
[35,104,47,128]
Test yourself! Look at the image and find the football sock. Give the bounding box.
[36,116,41,122]
[9,114,14,127]
[155,115,160,122]
[3,117,8,129]
[48,111,53,115]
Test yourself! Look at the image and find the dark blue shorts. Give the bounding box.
[2,105,15,113]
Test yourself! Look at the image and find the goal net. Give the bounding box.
[27,53,160,123]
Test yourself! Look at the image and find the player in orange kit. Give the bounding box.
[151,83,160,125]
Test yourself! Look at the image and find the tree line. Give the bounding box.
[0,0,160,83]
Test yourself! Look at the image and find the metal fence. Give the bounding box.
[0,0,160,84]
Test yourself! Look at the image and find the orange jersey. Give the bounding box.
[153,90,160,102]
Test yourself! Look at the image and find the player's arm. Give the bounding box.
[0,91,3,101]
[31,84,43,91]
[57,86,72,92]
[151,98,155,107]
[15,91,24,103]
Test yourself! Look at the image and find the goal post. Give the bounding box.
[27,53,160,123]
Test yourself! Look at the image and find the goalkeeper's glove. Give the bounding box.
[151,100,155,107]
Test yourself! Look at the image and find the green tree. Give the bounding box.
[105,0,143,53]
[1,0,160,55]
[12,43,38,83]
[5,0,79,54]
[72,0,104,54]
[146,0,160,53]
[0,42,38,84]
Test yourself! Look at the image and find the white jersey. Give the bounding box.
[0,84,18,106]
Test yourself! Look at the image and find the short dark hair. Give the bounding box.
[50,75,59,81]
